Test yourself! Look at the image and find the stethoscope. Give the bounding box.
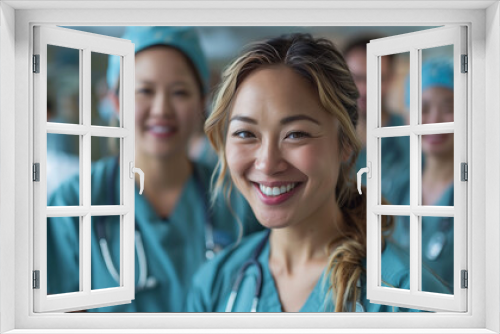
[225,230,270,312]
[225,230,366,312]
[96,157,216,291]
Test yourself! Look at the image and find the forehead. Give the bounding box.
[135,47,194,80]
[230,66,329,120]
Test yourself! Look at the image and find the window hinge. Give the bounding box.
[461,162,468,181]
[33,54,40,73]
[461,54,468,73]
[33,163,40,182]
[33,270,40,289]
[461,270,468,289]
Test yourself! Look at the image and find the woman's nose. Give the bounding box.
[151,93,173,117]
[254,140,287,175]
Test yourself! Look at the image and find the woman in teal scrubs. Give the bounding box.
[47,26,260,312]
[186,34,449,313]
[391,58,455,293]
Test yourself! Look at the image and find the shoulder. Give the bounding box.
[381,241,451,294]
[187,230,269,311]
[388,112,406,127]
[49,156,117,206]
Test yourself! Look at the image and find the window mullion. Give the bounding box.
[81,47,92,294]
[409,47,420,295]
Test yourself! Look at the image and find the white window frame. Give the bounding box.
[33,25,136,313]
[1,1,499,333]
[365,26,467,312]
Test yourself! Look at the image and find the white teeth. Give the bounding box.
[259,183,297,197]
[149,125,173,134]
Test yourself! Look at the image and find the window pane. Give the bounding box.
[91,137,121,206]
[420,45,454,125]
[47,216,80,294]
[92,52,120,127]
[380,52,410,127]
[91,215,121,290]
[421,134,454,206]
[47,44,80,125]
[47,134,80,205]
[421,216,454,294]
[381,136,410,205]
[383,215,410,291]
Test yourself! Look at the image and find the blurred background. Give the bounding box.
[46,25,443,197]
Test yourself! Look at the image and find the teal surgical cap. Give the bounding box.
[405,58,454,109]
[107,26,210,94]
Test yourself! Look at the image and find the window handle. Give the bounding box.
[357,162,371,195]
[129,162,145,195]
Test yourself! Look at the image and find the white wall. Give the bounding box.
[0,2,16,333]
[486,2,500,333]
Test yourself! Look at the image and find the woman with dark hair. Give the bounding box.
[187,34,448,312]
[47,26,261,312]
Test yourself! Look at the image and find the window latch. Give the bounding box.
[129,161,144,195]
[357,162,371,195]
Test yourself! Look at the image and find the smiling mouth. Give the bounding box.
[146,125,177,137]
[252,182,303,205]
[258,183,299,196]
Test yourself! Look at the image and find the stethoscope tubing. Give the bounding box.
[225,230,270,312]
[96,157,214,291]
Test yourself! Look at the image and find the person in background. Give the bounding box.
[343,35,409,204]
[187,34,449,313]
[46,99,80,199]
[391,58,455,292]
[47,26,261,312]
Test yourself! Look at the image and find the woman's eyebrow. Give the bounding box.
[229,116,257,124]
[280,114,320,125]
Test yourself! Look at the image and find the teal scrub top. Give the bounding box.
[355,113,410,205]
[47,156,262,312]
[186,230,450,312]
[390,182,454,293]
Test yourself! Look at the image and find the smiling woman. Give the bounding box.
[186,33,450,313]
[46,26,262,312]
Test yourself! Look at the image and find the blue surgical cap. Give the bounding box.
[404,58,454,109]
[106,26,210,94]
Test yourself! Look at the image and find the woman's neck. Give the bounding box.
[267,195,343,312]
[422,154,454,205]
[269,197,342,274]
[135,151,193,217]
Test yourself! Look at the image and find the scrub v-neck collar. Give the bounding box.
[257,237,327,312]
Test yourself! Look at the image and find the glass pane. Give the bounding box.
[91,215,120,290]
[421,134,454,206]
[421,216,454,294]
[47,133,80,205]
[91,137,121,206]
[381,215,409,291]
[47,216,80,294]
[381,52,410,127]
[381,136,410,205]
[47,44,80,125]
[92,52,120,127]
[420,45,454,125]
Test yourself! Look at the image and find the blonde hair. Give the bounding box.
[205,33,392,312]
